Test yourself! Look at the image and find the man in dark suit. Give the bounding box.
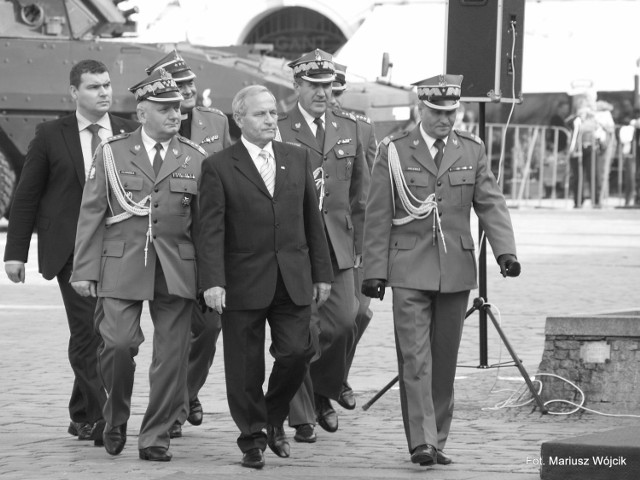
[71,69,206,462]
[277,49,369,442]
[3,59,138,442]
[146,49,231,438]
[199,85,333,469]
[362,74,520,466]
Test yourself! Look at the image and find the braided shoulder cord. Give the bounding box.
[102,143,154,265]
[313,166,325,210]
[387,141,447,252]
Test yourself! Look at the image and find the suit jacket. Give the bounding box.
[363,126,516,293]
[198,140,333,310]
[4,113,138,280]
[71,127,205,300]
[189,106,232,156]
[277,107,369,269]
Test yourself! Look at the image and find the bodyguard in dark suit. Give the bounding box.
[277,49,369,442]
[3,59,138,442]
[199,85,333,469]
[362,75,520,467]
[146,50,231,438]
[71,69,206,462]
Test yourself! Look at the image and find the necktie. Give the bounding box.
[258,150,275,195]
[433,138,445,170]
[86,124,101,158]
[314,117,325,151]
[153,143,163,176]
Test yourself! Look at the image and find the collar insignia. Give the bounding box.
[134,144,141,151]
[294,122,301,129]
[331,121,337,129]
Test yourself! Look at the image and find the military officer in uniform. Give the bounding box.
[70,69,206,462]
[329,61,377,410]
[362,75,520,467]
[146,49,231,438]
[277,49,369,442]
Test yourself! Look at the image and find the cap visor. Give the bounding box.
[422,99,460,111]
[300,73,336,84]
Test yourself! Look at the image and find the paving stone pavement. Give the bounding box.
[1,205,639,480]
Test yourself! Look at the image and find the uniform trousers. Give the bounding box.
[289,261,358,426]
[176,306,222,424]
[222,269,313,453]
[345,264,373,380]
[57,256,106,425]
[392,288,469,452]
[96,259,192,449]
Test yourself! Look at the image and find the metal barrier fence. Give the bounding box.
[463,122,638,208]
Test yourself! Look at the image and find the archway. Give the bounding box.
[243,6,347,60]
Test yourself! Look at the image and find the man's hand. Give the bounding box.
[498,254,521,278]
[198,290,214,314]
[5,262,25,283]
[313,282,331,307]
[354,254,363,268]
[71,280,97,297]
[204,286,226,314]
[362,279,386,300]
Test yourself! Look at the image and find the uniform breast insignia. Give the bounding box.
[286,141,302,147]
[201,135,219,144]
[407,166,421,172]
[449,165,473,171]
[181,156,191,169]
[337,138,352,144]
[172,172,196,179]
[182,194,192,208]
[338,149,345,155]
[88,162,96,180]
[119,170,136,175]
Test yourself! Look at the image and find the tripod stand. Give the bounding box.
[361,296,548,414]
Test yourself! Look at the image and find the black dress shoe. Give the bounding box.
[293,424,317,443]
[411,444,436,466]
[103,423,127,456]
[69,421,93,440]
[436,449,453,465]
[91,419,105,446]
[267,424,290,458]
[315,394,338,432]
[68,421,80,437]
[168,420,182,439]
[187,397,203,426]
[337,383,356,410]
[139,446,172,462]
[241,448,265,469]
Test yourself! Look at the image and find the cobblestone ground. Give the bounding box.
[1,206,639,480]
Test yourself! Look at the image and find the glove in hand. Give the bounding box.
[498,254,521,278]
[361,279,386,300]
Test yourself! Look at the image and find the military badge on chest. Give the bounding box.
[182,194,192,208]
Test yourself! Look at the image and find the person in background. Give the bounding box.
[362,74,520,467]
[70,69,205,462]
[3,59,138,444]
[145,49,231,439]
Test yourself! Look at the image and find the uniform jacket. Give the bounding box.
[277,106,369,269]
[189,106,231,156]
[198,140,333,310]
[4,113,138,280]
[363,125,516,293]
[354,113,377,171]
[71,127,205,300]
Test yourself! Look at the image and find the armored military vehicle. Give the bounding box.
[0,0,415,218]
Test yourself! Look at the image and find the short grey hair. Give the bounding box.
[232,85,276,119]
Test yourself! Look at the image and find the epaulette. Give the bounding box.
[381,130,409,146]
[196,105,226,117]
[332,109,357,122]
[105,132,130,143]
[455,129,483,145]
[354,113,372,124]
[177,135,206,155]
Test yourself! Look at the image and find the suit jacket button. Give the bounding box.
[154,188,159,192]
[437,181,442,186]
[275,223,280,228]
[410,179,415,183]
[154,203,158,208]
[153,235,157,239]
[153,219,158,224]
[323,209,328,214]
[438,197,442,202]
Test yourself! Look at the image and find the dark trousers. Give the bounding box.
[345,264,373,381]
[570,146,600,206]
[222,270,313,453]
[56,256,106,425]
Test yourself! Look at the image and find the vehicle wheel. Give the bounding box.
[0,148,16,219]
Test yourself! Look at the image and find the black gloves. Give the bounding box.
[498,254,521,278]
[197,290,213,313]
[362,279,386,300]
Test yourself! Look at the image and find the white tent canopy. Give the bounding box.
[336,0,640,93]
